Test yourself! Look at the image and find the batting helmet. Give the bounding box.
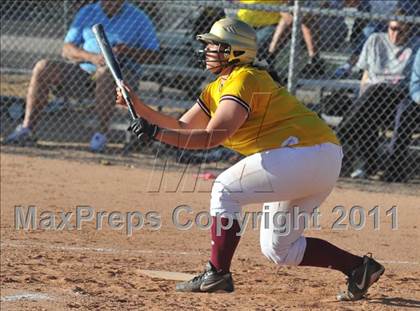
[196,18,257,68]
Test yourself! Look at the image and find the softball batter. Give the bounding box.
[116,18,384,301]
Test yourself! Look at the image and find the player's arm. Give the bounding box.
[155,99,248,149]
[117,83,209,130]
[62,43,104,66]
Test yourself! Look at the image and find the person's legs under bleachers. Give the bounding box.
[5,60,92,145]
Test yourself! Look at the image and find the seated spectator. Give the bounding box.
[268,0,347,78]
[410,48,420,104]
[335,0,418,78]
[5,0,159,152]
[337,12,418,180]
[382,48,420,182]
[235,0,283,59]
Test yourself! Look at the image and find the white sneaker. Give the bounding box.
[5,124,35,145]
[350,168,366,179]
[89,132,107,152]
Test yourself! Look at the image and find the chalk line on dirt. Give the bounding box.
[1,241,199,256]
[0,292,52,302]
[2,241,419,265]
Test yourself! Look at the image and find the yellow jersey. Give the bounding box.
[198,65,340,156]
[237,0,283,27]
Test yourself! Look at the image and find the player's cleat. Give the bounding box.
[4,124,36,146]
[175,261,234,293]
[337,254,385,301]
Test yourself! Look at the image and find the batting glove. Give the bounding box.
[128,117,160,142]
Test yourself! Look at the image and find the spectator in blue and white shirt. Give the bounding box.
[6,0,159,152]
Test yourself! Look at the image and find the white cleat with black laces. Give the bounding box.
[176,261,234,293]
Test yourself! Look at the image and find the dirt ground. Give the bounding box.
[1,151,419,310]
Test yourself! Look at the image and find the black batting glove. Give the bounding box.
[128,117,160,142]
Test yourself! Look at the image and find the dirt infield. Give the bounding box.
[1,152,419,310]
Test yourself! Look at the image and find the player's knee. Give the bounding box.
[260,236,306,266]
[260,241,301,266]
[210,178,240,216]
[33,59,52,76]
[260,243,289,265]
[210,180,230,209]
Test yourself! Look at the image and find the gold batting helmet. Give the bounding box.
[196,18,257,66]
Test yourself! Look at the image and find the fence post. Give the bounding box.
[63,0,69,33]
[287,0,301,94]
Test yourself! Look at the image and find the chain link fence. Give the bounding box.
[1,0,419,183]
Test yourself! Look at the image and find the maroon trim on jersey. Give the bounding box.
[220,95,251,114]
[197,97,211,117]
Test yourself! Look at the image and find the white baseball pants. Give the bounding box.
[210,143,343,266]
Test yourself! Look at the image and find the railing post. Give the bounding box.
[63,0,69,32]
[287,0,301,94]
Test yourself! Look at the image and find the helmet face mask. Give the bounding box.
[196,18,257,73]
[196,42,232,73]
